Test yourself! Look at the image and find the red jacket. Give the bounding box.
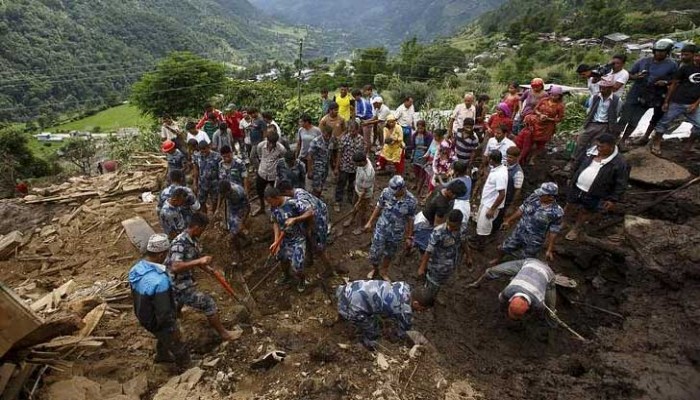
[195,109,224,130]
[226,112,244,139]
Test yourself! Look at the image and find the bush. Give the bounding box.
[389,81,436,111]
[276,94,324,141]
[0,128,53,197]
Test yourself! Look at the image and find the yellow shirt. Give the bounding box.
[335,93,352,121]
[381,125,405,163]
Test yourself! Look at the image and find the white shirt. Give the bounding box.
[451,103,477,133]
[161,123,180,140]
[592,93,614,123]
[481,164,508,209]
[354,160,375,197]
[186,130,211,144]
[483,137,516,165]
[609,69,629,98]
[373,104,391,121]
[270,121,283,137]
[576,146,619,192]
[394,104,415,128]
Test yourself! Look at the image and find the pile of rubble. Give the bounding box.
[0,159,166,399]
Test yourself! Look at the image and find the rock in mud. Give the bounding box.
[45,377,101,400]
[445,379,482,400]
[625,148,693,187]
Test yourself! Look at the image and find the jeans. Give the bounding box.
[655,102,700,137]
[256,174,274,205]
[335,171,355,204]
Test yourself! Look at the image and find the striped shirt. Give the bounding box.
[453,133,479,161]
[500,259,554,308]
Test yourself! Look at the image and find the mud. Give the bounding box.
[2,141,699,399]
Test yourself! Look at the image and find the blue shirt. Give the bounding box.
[355,97,373,120]
[515,193,565,241]
[426,224,463,286]
[627,57,678,104]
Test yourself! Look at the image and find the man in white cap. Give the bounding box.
[490,182,564,265]
[363,175,417,281]
[129,234,191,370]
[365,97,392,151]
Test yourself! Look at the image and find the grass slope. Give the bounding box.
[51,104,152,132]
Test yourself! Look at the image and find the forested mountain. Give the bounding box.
[249,0,505,48]
[475,0,699,40]
[0,0,316,124]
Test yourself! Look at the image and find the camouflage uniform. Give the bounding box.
[424,223,464,296]
[167,231,217,316]
[292,188,329,251]
[369,188,417,266]
[159,203,187,238]
[219,157,247,186]
[308,135,331,193]
[336,280,413,345]
[276,158,306,189]
[194,151,222,205]
[501,193,564,258]
[270,197,311,273]
[166,149,187,174]
[223,182,249,235]
[157,184,200,223]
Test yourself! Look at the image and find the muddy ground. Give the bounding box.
[1,140,699,399]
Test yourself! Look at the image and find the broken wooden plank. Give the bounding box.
[0,232,24,261]
[0,363,17,395]
[78,303,107,338]
[121,216,155,253]
[30,280,75,312]
[0,363,36,400]
[0,283,43,358]
[13,314,84,350]
[31,335,113,350]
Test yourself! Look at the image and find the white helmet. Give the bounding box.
[652,38,674,52]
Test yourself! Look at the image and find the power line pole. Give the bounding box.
[297,38,303,116]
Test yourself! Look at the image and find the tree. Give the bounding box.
[60,138,97,175]
[131,52,227,118]
[353,48,388,87]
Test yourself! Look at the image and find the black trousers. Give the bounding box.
[256,174,274,203]
[335,171,356,203]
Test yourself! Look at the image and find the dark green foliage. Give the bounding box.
[353,48,389,87]
[0,128,52,196]
[130,52,226,118]
[0,0,311,123]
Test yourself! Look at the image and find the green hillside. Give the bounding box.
[250,0,505,49]
[51,104,151,133]
[0,0,318,124]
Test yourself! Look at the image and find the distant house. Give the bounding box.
[602,33,630,46]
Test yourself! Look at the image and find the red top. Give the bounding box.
[487,114,513,134]
[195,109,224,130]
[226,111,244,139]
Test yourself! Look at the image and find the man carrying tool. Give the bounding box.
[159,188,189,239]
[364,176,417,281]
[490,182,564,266]
[416,210,471,298]
[157,169,200,223]
[162,139,188,178]
[264,186,315,293]
[218,180,250,260]
[129,234,191,370]
[275,181,338,276]
[467,258,557,321]
[167,213,239,341]
[193,141,222,214]
[218,145,248,190]
[336,280,434,350]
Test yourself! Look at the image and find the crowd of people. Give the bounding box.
[131,39,699,369]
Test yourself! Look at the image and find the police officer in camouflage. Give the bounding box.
[157,169,200,224]
[336,280,434,350]
[167,213,238,341]
[490,182,564,266]
[364,176,417,281]
[218,145,248,189]
[307,124,332,198]
[416,210,472,297]
[218,180,250,261]
[193,141,222,214]
[265,186,315,293]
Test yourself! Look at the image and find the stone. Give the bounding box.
[445,379,482,400]
[122,373,148,398]
[625,147,693,187]
[376,353,389,371]
[45,376,101,400]
[99,379,123,397]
